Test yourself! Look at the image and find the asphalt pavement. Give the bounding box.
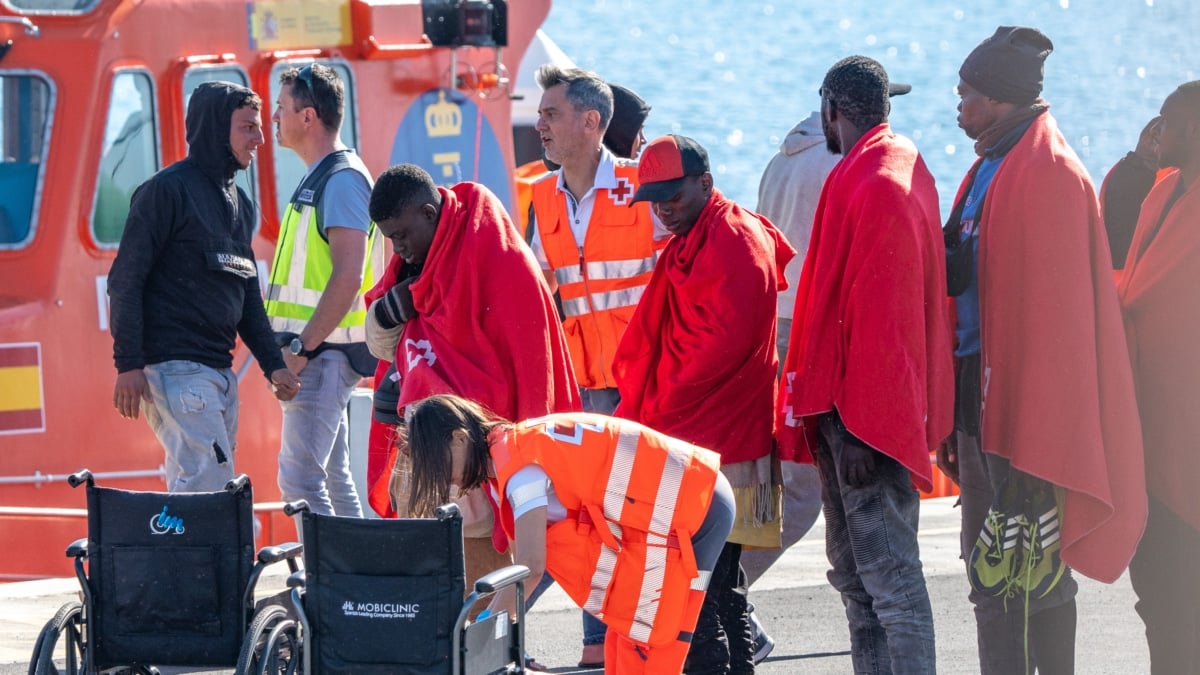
[0,497,1150,673]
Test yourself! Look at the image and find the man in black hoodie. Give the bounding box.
[109,81,300,493]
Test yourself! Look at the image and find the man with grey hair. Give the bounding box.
[526,65,668,669]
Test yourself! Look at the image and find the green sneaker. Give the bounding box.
[968,508,1023,596]
[1017,490,1066,599]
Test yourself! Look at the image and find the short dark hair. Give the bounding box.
[406,394,504,516]
[369,164,442,223]
[536,65,613,130]
[1171,80,1200,116]
[233,89,263,112]
[279,62,344,134]
[822,55,891,132]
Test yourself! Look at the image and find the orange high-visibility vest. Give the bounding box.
[490,413,721,647]
[531,161,658,389]
[513,159,550,241]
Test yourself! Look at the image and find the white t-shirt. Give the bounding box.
[529,147,669,270]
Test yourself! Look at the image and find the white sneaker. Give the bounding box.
[748,607,775,664]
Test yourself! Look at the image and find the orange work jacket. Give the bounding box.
[531,161,658,389]
[490,413,721,647]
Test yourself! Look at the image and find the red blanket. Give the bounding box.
[612,188,794,463]
[364,183,580,517]
[1118,170,1200,531]
[776,124,953,492]
[969,112,1146,583]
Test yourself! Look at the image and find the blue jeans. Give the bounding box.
[813,414,936,675]
[142,360,238,493]
[277,350,363,517]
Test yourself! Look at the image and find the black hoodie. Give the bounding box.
[109,81,285,377]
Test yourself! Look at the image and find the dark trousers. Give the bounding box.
[1130,496,1200,674]
[685,542,754,674]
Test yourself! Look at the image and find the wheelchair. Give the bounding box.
[238,500,530,674]
[29,469,302,674]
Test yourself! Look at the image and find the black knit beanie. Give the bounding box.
[603,83,652,159]
[959,26,1054,104]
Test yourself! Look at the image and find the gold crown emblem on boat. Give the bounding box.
[425,91,462,138]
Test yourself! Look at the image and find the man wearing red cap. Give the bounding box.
[941,26,1145,673]
[614,133,795,674]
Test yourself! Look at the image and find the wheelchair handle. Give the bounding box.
[434,503,461,521]
[224,474,251,494]
[283,500,311,516]
[67,469,93,488]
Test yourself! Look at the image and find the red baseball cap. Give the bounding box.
[631,134,710,203]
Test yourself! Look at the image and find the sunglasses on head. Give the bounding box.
[295,63,323,119]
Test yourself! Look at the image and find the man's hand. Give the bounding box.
[936,434,960,486]
[113,369,150,420]
[839,440,877,488]
[270,368,301,401]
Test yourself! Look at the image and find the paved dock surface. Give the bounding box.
[0,497,1148,673]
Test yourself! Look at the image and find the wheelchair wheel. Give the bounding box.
[237,604,299,675]
[31,601,85,675]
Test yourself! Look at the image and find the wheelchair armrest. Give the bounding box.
[283,500,310,516]
[473,565,531,595]
[258,542,303,566]
[286,569,306,589]
[65,537,88,559]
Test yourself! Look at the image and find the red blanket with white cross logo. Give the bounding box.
[363,182,580,518]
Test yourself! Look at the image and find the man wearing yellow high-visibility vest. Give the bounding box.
[266,62,381,517]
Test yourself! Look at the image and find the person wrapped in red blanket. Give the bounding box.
[613,134,795,673]
[776,56,952,674]
[1117,81,1200,674]
[361,165,580,576]
[940,26,1146,674]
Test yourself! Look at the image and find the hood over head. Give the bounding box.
[186,80,261,183]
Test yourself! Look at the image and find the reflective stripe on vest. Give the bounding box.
[265,155,378,343]
[560,285,645,318]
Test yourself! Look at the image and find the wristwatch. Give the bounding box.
[288,337,313,358]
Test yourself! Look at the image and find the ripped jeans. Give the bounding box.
[142,360,239,493]
[812,414,937,675]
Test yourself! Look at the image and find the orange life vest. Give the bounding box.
[490,413,721,647]
[513,159,550,241]
[531,161,658,389]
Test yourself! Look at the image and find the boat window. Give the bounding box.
[269,60,360,223]
[182,66,259,230]
[0,73,52,248]
[2,0,99,13]
[91,70,159,245]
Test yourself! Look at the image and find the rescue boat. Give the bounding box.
[0,0,551,580]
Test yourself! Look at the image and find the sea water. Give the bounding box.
[543,0,1200,217]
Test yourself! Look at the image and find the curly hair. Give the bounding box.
[369,164,442,223]
[821,55,891,132]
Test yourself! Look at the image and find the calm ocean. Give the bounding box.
[541,0,1200,216]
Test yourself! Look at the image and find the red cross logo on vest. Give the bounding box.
[610,177,633,206]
